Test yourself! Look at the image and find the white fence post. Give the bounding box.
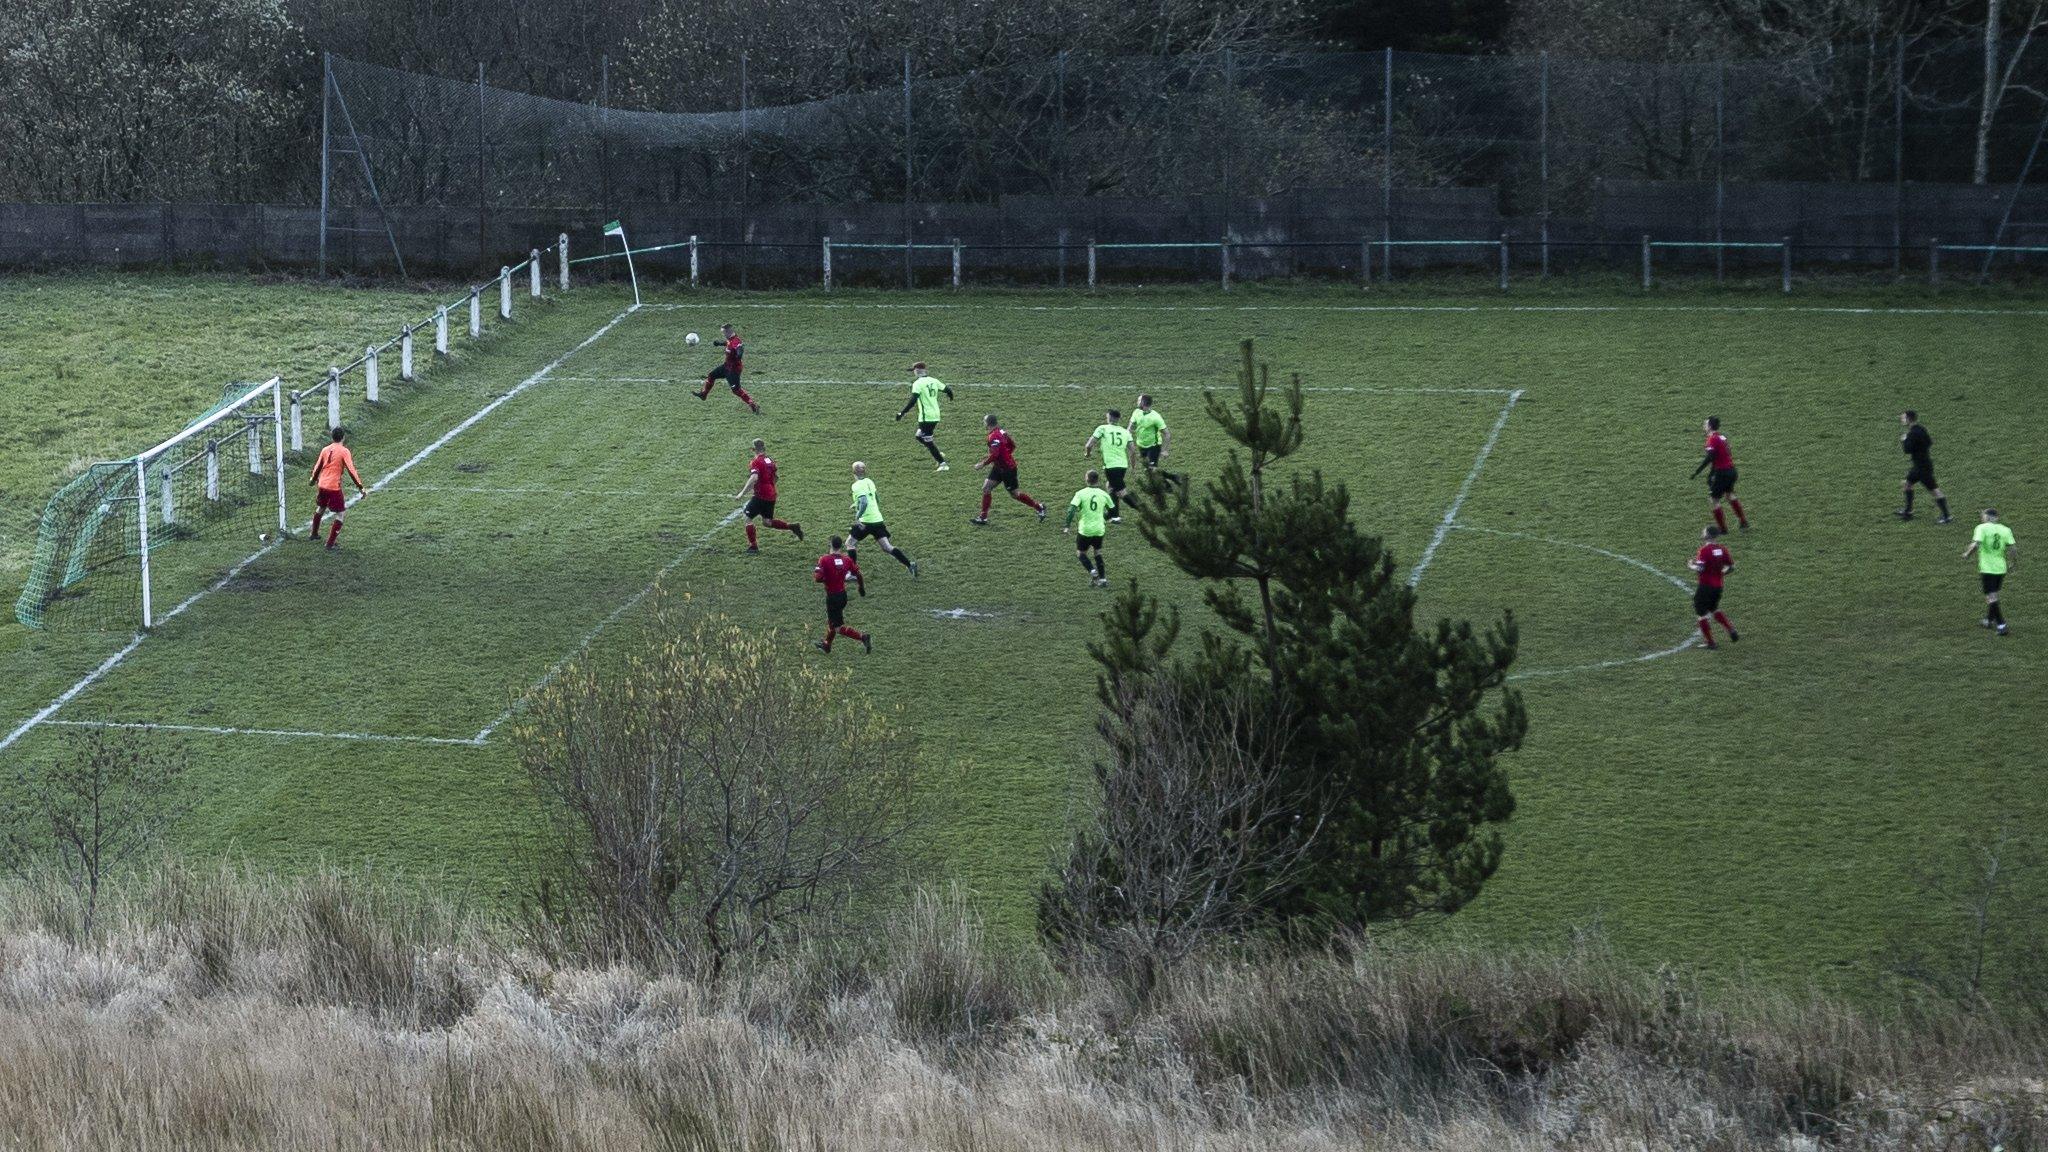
[289,391,303,451]
[246,419,262,473]
[1780,237,1792,294]
[401,325,415,380]
[205,441,220,502]
[136,458,153,627]
[558,233,569,290]
[822,236,833,291]
[1641,234,1652,290]
[469,289,481,338]
[1087,240,1098,290]
[530,250,541,297]
[435,307,449,354]
[326,367,341,430]
[689,235,700,287]
[1220,236,1231,291]
[500,267,512,319]
[160,469,175,526]
[951,239,962,289]
[364,346,379,403]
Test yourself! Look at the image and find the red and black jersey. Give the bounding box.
[982,427,1019,470]
[748,453,778,502]
[1694,542,1733,588]
[720,334,743,370]
[814,552,861,594]
[1704,431,1735,472]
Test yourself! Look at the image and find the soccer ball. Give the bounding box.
[258,532,272,545]
[685,332,700,347]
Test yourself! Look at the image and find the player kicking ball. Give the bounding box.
[813,536,871,655]
[1964,507,2017,635]
[1688,525,1740,650]
[895,362,953,471]
[732,438,803,553]
[695,323,759,413]
[971,414,1047,525]
[1085,409,1134,522]
[847,461,918,577]
[306,426,366,550]
[1064,469,1114,587]
[1690,416,1749,533]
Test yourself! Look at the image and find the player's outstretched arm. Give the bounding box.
[734,474,756,501]
[1691,452,1713,479]
[1963,540,1979,560]
[896,394,916,420]
[941,385,954,399]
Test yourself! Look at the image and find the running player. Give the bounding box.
[812,535,871,654]
[695,323,759,413]
[1964,507,2017,635]
[1084,409,1134,522]
[732,438,804,553]
[1688,525,1740,650]
[847,461,918,576]
[1896,410,1951,523]
[895,362,952,470]
[971,414,1048,525]
[306,426,366,550]
[1064,469,1114,587]
[1128,394,1180,490]
[1690,416,1749,532]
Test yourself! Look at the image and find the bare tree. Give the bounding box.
[1886,822,2048,1027]
[1040,670,1317,997]
[513,591,922,975]
[0,729,190,936]
[1965,0,2048,182]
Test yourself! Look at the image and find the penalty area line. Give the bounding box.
[45,719,486,748]
[1406,389,1523,589]
[0,304,642,757]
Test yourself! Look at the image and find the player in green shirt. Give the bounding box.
[846,461,918,577]
[1964,507,2017,634]
[1128,393,1185,496]
[1084,408,1134,522]
[894,361,954,471]
[1063,469,1114,587]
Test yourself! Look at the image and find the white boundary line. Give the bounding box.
[646,301,2048,318]
[1407,389,1523,588]
[46,719,485,747]
[471,505,747,743]
[0,304,642,756]
[552,375,1512,396]
[380,484,732,499]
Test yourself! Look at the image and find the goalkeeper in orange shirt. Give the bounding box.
[307,426,366,550]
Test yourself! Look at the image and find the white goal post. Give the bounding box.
[135,377,288,628]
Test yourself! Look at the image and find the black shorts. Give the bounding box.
[1076,533,1104,552]
[743,497,776,520]
[1692,584,1723,615]
[915,421,939,439]
[1138,445,1162,467]
[988,464,1019,492]
[1906,461,1938,489]
[826,590,848,626]
[849,520,888,543]
[708,363,743,390]
[1105,467,1127,492]
[1982,572,2005,594]
[1708,468,1738,499]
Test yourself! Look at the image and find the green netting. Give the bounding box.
[15,462,143,629]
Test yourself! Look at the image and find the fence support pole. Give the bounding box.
[1893,37,1906,281]
[401,325,414,380]
[499,267,512,319]
[1057,228,1068,288]
[1715,60,1727,283]
[435,306,449,354]
[1539,49,1551,279]
[318,53,331,279]
[327,368,341,430]
[1382,46,1393,263]
[951,239,962,289]
[1641,234,1652,290]
[1499,233,1510,292]
[1361,237,1371,288]
[468,290,481,338]
[1087,240,1098,290]
[365,346,379,402]
[1220,236,1231,291]
[558,234,569,290]
[1780,238,1792,294]
[137,458,153,628]
[289,393,303,451]
[822,236,832,291]
[529,250,541,297]
[689,235,700,288]
[1929,238,1941,285]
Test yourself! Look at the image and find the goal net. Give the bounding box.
[15,378,287,632]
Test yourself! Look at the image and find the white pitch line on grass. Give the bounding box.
[380,484,732,500]
[554,375,1512,396]
[1406,389,1523,588]
[646,300,2048,318]
[0,304,643,757]
[46,719,485,747]
[472,505,747,743]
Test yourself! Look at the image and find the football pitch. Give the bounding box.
[3,274,2045,985]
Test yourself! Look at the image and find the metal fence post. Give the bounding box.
[365,346,379,402]
[401,325,414,380]
[469,289,481,337]
[1361,236,1371,288]
[1087,240,1098,290]
[1641,234,1652,289]
[499,267,512,319]
[326,368,341,430]
[1714,60,1727,283]
[1382,47,1393,260]
[558,233,569,290]
[529,249,541,297]
[1539,50,1551,279]
[289,391,304,451]
[435,306,449,354]
[689,235,700,288]
[1498,232,1509,292]
[822,236,832,291]
[1220,236,1231,291]
[951,239,962,289]
[1780,237,1792,294]
[1057,228,1068,288]
[1929,238,1941,285]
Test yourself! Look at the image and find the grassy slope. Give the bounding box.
[2,272,2042,986]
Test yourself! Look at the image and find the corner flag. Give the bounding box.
[604,220,640,307]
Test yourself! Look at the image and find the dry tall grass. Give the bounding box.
[0,863,2040,1151]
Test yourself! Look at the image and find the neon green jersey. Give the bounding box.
[851,477,885,524]
[1974,521,2016,574]
[1069,486,1112,536]
[1130,409,1167,449]
[911,376,945,422]
[1092,424,1132,469]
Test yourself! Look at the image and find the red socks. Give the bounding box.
[735,386,755,406]
[1712,611,1732,631]
[1014,491,1041,510]
[326,521,341,547]
[980,491,993,517]
[1711,506,1727,531]
[821,628,834,651]
[1698,619,1714,645]
[838,626,866,642]
[745,523,758,547]
[769,518,792,531]
[1729,499,1747,527]
[309,513,323,538]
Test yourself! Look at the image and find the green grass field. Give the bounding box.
[3,271,2044,987]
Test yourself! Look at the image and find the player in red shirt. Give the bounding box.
[731,437,804,553]
[695,323,759,413]
[1687,525,1741,650]
[969,413,1048,526]
[812,535,871,654]
[1689,415,1749,532]
[306,426,367,550]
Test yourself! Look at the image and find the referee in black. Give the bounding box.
[1896,410,1951,524]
